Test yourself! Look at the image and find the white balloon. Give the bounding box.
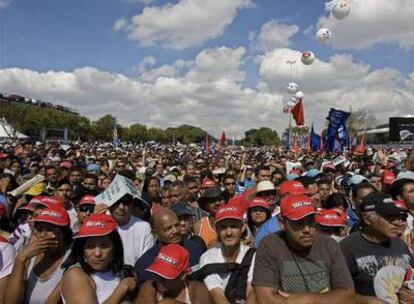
[287,82,299,94]
[301,51,315,65]
[295,91,304,100]
[332,0,351,20]
[316,28,332,43]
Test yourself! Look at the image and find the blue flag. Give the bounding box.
[310,124,321,151]
[325,108,350,152]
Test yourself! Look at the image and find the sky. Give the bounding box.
[0,0,413,138]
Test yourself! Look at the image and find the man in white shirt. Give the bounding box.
[199,205,257,304]
[110,194,154,266]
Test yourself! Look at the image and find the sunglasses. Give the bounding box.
[79,205,95,213]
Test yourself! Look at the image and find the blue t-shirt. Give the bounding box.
[255,216,281,247]
[134,239,205,287]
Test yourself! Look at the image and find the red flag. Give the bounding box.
[355,134,366,155]
[291,99,305,126]
[219,131,227,146]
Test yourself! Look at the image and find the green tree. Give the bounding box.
[93,115,116,141]
[165,125,207,144]
[346,107,377,136]
[243,127,280,146]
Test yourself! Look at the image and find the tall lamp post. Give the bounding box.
[286,59,296,150]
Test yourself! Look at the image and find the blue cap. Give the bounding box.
[170,202,194,216]
[306,169,320,178]
[350,174,368,185]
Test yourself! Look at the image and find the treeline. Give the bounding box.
[0,104,280,146]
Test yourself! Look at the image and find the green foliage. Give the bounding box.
[165,125,207,144]
[242,127,280,146]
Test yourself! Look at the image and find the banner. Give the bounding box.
[325,108,350,152]
[310,124,321,152]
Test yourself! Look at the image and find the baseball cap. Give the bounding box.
[33,206,70,227]
[350,175,368,186]
[60,161,72,169]
[79,195,96,206]
[256,181,275,193]
[280,194,316,221]
[316,209,347,227]
[170,202,194,217]
[164,174,177,183]
[360,192,407,217]
[382,170,396,185]
[38,196,64,208]
[278,180,309,196]
[201,178,216,189]
[248,197,270,210]
[75,213,118,238]
[146,244,190,280]
[215,205,243,223]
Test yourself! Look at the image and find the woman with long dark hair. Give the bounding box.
[245,197,271,242]
[61,213,136,304]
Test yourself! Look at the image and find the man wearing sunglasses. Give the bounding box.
[341,192,414,304]
[254,194,354,304]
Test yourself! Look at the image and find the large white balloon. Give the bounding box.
[301,51,315,65]
[295,91,304,100]
[316,28,332,43]
[332,0,351,20]
[287,82,299,94]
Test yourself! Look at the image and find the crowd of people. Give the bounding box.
[1,140,414,303]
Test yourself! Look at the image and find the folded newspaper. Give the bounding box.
[94,174,149,207]
[9,174,45,197]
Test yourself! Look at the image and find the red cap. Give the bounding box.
[19,202,37,212]
[394,200,407,210]
[75,213,117,238]
[201,178,216,189]
[382,170,396,185]
[38,196,64,208]
[289,169,301,176]
[79,195,96,206]
[214,205,243,223]
[248,197,270,210]
[278,180,309,196]
[60,161,72,169]
[280,194,316,221]
[315,209,347,227]
[146,244,190,279]
[34,206,70,227]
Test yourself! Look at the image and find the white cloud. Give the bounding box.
[113,18,128,31]
[126,0,153,4]
[257,48,414,131]
[318,0,414,49]
[0,46,412,137]
[0,0,10,9]
[116,0,253,49]
[254,20,299,51]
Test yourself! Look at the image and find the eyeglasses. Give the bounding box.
[79,205,94,213]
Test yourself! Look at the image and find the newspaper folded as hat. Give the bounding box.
[94,174,149,207]
[8,174,45,197]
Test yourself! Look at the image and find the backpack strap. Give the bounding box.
[198,262,238,280]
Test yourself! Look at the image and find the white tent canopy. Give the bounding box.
[0,118,28,139]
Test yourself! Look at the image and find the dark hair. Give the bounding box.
[142,176,160,194]
[34,223,73,247]
[390,178,414,200]
[316,224,341,235]
[63,230,124,276]
[296,176,316,188]
[57,178,72,188]
[84,173,98,182]
[351,181,376,199]
[247,207,271,236]
[183,175,198,185]
[322,193,349,210]
[255,164,270,177]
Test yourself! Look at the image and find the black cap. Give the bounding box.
[198,185,222,203]
[170,202,194,216]
[361,192,407,216]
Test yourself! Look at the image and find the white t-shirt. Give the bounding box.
[117,215,154,266]
[0,239,16,279]
[199,243,255,291]
[66,203,79,232]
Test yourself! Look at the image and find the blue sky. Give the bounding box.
[0,0,413,135]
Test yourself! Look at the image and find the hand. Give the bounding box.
[242,235,254,247]
[94,203,109,214]
[19,233,58,260]
[120,277,136,293]
[399,285,414,304]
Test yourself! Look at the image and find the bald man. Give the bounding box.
[134,208,206,288]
